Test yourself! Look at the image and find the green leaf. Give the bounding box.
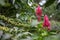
[0,0,5,6]
[44,0,55,7]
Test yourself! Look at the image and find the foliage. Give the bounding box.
[0,0,35,17]
[0,0,60,40]
[43,1,60,20]
[44,0,55,7]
